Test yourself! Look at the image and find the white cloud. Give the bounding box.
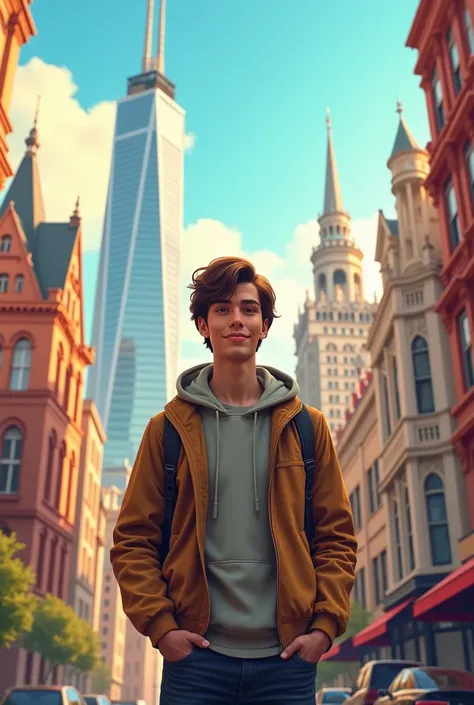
[184,132,196,152]
[7,58,383,376]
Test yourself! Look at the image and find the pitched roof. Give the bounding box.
[0,120,77,300]
[34,223,79,298]
[390,117,419,158]
[0,128,45,252]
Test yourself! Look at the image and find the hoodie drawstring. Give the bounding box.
[212,410,260,520]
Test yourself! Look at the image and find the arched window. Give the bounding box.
[333,269,347,291]
[65,453,76,522]
[0,426,23,494]
[9,338,31,391]
[0,235,12,252]
[425,473,451,566]
[44,431,57,503]
[318,273,327,298]
[354,273,362,301]
[74,374,82,422]
[55,346,63,399]
[393,499,403,580]
[64,364,72,413]
[412,336,435,413]
[404,486,415,572]
[55,443,66,510]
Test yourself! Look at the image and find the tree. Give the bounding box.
[21,594,98,682]
[0,532,36,648]
[316,601,372,689]
[90,660,112,693]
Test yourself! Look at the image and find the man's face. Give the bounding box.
[198,282,268,361]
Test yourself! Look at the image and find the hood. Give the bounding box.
[176,363,299,412]
[176,363,299,519]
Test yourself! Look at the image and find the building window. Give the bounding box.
[0,235,12,252]
[55,443,66,510]
[44,431,56,503]
[350,486,362,531]
[447,27,462,94]
[405,487,415,572]
[432,69,444,132]
[393,499,403,581]
[0,273,8,292]
[445,178,461,250]
[425,473,452,566]
[65,455,75,521]
[9,338,32,391]
[35,532,46,590]
[64,365,72,414]
[367,459,381,512]
[393,357,401,420]
[380,549,388,593]
[372,555,381,605]
[464,141,474,208]
[383,373,392,436]
[412,335,435,414]
[354,568,366,609]
[47,539,57,593]
[15,274,24,293]
[0,426,22,494]
[465,5,474,53]
[58,545,67,598]
[458,310,474,390]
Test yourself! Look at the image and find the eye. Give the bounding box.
[244,307,258,314]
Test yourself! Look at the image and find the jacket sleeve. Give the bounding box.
[110,416,179,647]
[308,410,357,643]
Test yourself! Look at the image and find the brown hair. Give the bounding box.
[188,256,280,351]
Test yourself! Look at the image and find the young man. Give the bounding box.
[111,256,357,705]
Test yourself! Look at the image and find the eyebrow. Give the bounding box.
[212,298,261,308]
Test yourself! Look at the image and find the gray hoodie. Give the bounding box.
[176,363,299,659]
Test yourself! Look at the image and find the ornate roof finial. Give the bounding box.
[326,106,332,130]
[69,194,81,227]
[25,95,41,155]
[73,194,80,218]
[396,98,403,118]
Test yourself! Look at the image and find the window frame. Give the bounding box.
[458,309,474,390]
[432,69,445,132]
[444,177,461,250]
[424,473,452,566]
[0,426,23,495]
[447,26,462,95]
[411,335,435,414]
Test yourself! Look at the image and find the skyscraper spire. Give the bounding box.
[142,0,154,73]
[157,0,166,75]
[323,108,345,215]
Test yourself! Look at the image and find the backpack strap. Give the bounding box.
[161,416,182,562]
[292,404,316,548]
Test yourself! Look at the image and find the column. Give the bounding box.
[406,459,429,570]
[406,182,420,260]
[443,451,469,565]
[384,346,398,428]
[394,318,417,416]
[382,489,396,592]
[395,476,410,578]
[421,186,432,242]
[374,366,387,448]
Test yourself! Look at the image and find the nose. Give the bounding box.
[229,307,244,327]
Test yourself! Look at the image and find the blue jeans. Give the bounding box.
[159,647,317,704]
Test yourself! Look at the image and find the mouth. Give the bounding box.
[225,334,249,342]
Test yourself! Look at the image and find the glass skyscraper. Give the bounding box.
[88,2,184,471]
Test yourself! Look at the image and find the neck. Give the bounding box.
[210,357,262,406]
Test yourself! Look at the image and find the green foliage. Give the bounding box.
[316,601,372,690]
[22,594,99,681]
[0,532,36,648]
[90,660,112,693]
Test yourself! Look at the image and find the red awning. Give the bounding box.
[320,637,359,662]
[353,598,412,647]
[413,556,474,622]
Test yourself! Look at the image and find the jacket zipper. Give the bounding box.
[268,404,303,648]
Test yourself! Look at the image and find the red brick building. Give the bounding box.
[0,119,94,689]
[407,0,474,621]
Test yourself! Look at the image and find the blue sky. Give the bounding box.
[14,0,430,373]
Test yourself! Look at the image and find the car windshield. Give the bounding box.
[414,669,474,690]
[4,692,62,705]
[322,691,350,703]
[371,664,416,688]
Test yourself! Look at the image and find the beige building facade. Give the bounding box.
[122,621,162,704]
[294,113,377,432]
[344,105,474,669]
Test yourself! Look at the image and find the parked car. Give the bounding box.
[84,696,111,705]
[317,687,352,705]
[0,686,86,704]
[376,666,474,705]
[345,660,422,705]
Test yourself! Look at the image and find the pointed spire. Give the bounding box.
[390,99,419,158]
[323,108,345,215]
[69,194,81,227]
[25,96,41,156]
[157,0,166,75]
[142,0,154,73]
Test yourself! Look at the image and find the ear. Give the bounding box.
[260,319,269,339]
[197,316,209,338]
